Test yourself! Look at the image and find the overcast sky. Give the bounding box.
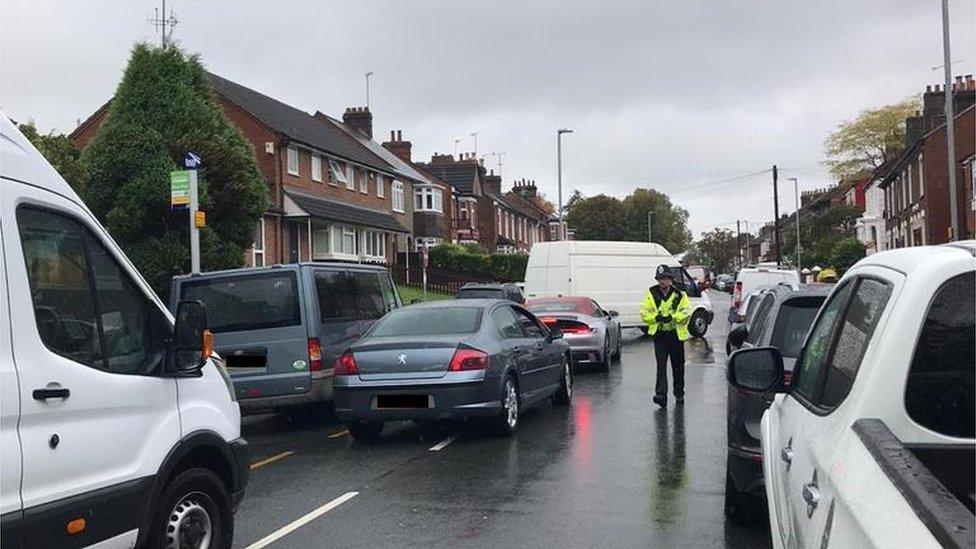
[3,0,974,237]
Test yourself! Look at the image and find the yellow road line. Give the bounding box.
[249,451,294,470]
[327,428,349,439]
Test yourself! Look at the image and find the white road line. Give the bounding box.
[245,491,359,549]
[429,436,455,451]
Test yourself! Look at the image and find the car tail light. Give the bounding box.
[308,338,323,371]
[540,317,557,326]
[334,351,358,375]
[448,348,488,371]
[732,281,743,309]
[557,320,594,334]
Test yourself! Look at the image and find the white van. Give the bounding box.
[524,241,714,337]
[0,115,247,548]
[731,266,801,312]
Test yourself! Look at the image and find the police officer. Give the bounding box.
[640,264,692,408]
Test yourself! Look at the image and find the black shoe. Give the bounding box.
[652,395,667,408]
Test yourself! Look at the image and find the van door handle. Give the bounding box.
[781,438,794,471]
[802,471,820,517]
[33,387,70,401]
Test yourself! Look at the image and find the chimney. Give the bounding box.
[511,177,538,199]
[430,153,455,165]
[484,169,501,195]
[905,113,924,148]
[382,129,413,163]
[342,106,373,138]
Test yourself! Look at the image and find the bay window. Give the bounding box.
[414,186,443,212]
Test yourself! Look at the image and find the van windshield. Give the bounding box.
[370,307,482,336]
[180,272,301,333]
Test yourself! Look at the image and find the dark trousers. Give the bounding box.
[653,329,685,398]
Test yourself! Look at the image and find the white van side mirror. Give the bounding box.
[169,300,212,374]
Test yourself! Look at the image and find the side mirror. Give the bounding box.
[171,300,212,373]
[608,310,620,317]
[728,324,748,347]
[547,327,564,341]
[728,347,784,393]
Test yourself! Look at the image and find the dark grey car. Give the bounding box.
[333,299,572,439]
[456,282,525,304]
[723,283,831,522]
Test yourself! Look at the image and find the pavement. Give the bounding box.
[233,290,772,548]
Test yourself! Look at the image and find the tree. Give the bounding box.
[533,191,557,216]
[823,97,920,181]
[621,188,692,253]
[564,194,627,241]
[81,43,267,297]
[829,236,866,273]
[696,228,738,273]
[17,122,86,193]
[781,204,862,270]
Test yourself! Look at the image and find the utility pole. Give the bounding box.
[365,71,374,109]
[772,165,782,266]
[736,220,743,269]
[557,129,573,240]
[941,0,960,241]
[789,177,801,271]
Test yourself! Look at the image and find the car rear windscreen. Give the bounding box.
[315,270,391,321]
[180,272,300,333]
[370,307,483,336]
[769,297,825,358]
[457,288,504,299]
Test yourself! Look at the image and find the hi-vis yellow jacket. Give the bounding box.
[640,286,692,341]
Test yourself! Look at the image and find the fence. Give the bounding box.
[392,253,494,295]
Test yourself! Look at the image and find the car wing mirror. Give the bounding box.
[728,346,785,394]
[169,300,211,375]
[608,310,620,317]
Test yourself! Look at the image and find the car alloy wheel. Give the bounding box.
[504,379,519,429]
[165,491,214,549]
[554,356,573,406]
[563,362,572,399]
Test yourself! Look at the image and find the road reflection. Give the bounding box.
[648,406,687,526]
[685,336,714,365]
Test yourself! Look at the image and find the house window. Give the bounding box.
[392,181,405,213]
[360,171,369,194]
[346,165,355,190]
[313,226,330,258]
[287,146,299,176]
[414,186,443,212]
[311,154,323,183]
[328,160,346,186]
[336,226,356,255]
[363,230,386,260]
[253,219,265,266]
[496,207,501,234]
[377,174,385,198]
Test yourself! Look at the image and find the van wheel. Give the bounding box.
[689,310,709,338]
[348,421,384,441]
[151,468,232,549]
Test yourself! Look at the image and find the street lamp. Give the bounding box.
[789,177,800,271]
[557,128,573,240]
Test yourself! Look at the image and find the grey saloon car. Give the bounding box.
[333,299,572,440]
[723,283,831,522]
[526,296,621,369]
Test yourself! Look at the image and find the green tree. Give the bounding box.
[823,97,920,181]
[17,122,86,193]
[564,194,627,241]
[781,204,862,270]
[829,236,866,273]
[621,188,692,253]
[81,43,267,296]
[696,228,738,273]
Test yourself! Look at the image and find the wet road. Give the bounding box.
[233,291,772,548]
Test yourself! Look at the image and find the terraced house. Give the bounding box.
[72,72,435,267]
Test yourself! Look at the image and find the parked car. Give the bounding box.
[714,273,734,292]
[686,264,711,289]
[333,299,572,439]
[0,115,248,548]
[731,266,801,314]
[723,283,831,522]
[526,296,622,369]
[728,243,975,548]
[456,282,525,303]
[170,262,400,416]
[524,241,714,337]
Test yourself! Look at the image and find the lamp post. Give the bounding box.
[557,128,573,240]
[789,177,801,271]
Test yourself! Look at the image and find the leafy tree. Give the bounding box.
[696,228,738,273]
[564,194,627,241]
[17,122,86,193]
[81,43,267,297]
[823,97,920,181]
[781,204,862,270]
[621,188,692,253]
[829,236,866,273]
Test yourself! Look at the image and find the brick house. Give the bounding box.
[71,73,418,267]
[503,179,550,252]
[881,77,976,247]
[416,154,490,247]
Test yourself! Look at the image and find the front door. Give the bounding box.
[289,221,300,263]
[3,185,180,544]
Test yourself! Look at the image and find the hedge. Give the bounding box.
[429,243,528,282]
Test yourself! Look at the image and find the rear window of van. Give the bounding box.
[180,272,301,333]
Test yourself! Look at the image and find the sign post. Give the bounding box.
[421,247,429,301]
[182,152,202,273]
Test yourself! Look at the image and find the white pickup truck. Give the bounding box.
[727,242,975,548]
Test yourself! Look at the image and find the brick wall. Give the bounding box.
[923,106,975,243]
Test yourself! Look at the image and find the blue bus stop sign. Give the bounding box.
[184,151,201,169]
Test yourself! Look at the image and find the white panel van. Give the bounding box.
[524,241,714,337]
[0,115,247,548]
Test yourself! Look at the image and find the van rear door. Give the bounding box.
[176,270,311,401]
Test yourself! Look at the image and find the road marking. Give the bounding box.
[249,451,294,470]
[327,428,349,438]
[429,436,455,451]
[245,491,359,549]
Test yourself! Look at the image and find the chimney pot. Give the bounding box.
[935,84,941,92]
[390,130,395,140]
[397,130,402,141]
[955,75,963,84]
[926,85,932,92]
